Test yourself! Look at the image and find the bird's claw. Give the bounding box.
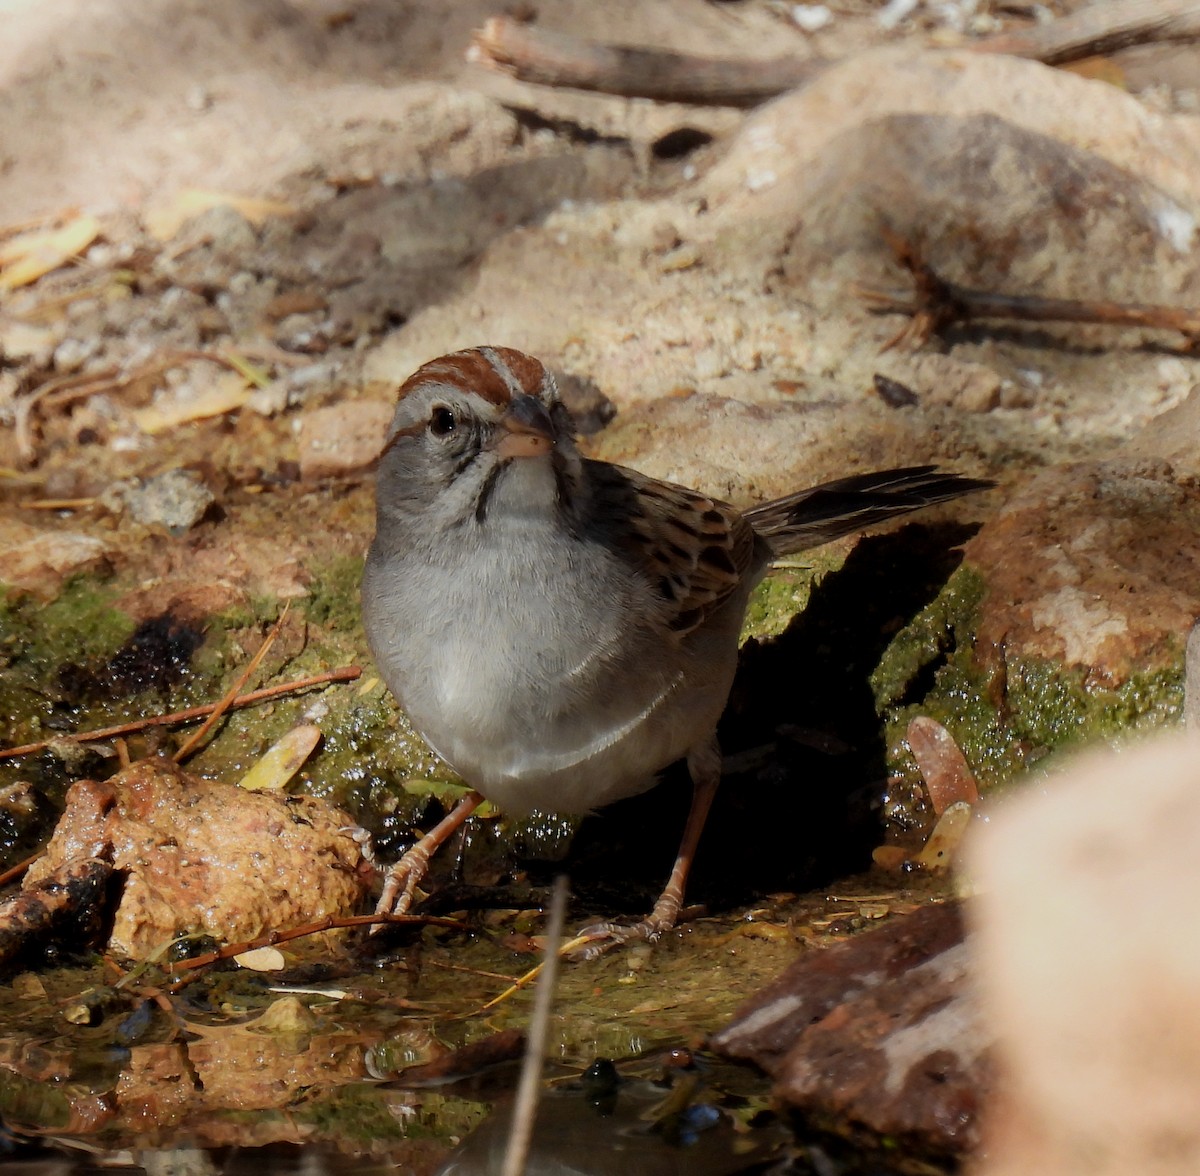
[568,916,666,960]
[373,844,432,923]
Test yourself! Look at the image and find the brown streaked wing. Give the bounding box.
[593,461,760,637]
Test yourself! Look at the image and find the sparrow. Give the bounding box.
[362,346,990,947]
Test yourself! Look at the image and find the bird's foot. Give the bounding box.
[569,892,682,960]
[569,917,663,960]
[373,843,432,921]
[369,790,486,930]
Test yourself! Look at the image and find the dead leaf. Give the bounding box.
[907,715,980,815]
[914,801,973,873]
[132,371,252,434]
[0,214,101,289]
[239,725,322,792]
[235,946,288,973]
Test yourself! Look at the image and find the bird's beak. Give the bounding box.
[494,395,556,460]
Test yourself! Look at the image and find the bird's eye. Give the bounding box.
[429,406,457,436]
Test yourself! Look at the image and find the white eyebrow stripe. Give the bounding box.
[479,345,525,399]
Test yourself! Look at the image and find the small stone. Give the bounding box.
[117,469,215,531]
[659,242,702,273]
[791,4,833,31]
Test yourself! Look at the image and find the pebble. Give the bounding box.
[791,4,833,31]
[109,469,215,531]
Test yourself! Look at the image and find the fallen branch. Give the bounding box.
[173,605,289,761]
[0,665,362,760]
[469,16,823,106]
[973,0,1200,66]
[164,911,468,986]
[469,1,1200,109]
[862,230,1200,350]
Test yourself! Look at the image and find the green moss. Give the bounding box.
[870,566,987,712]
[0,577,135,757]
[872,565,1185,794]
[304,554,365,632]
[0,576,134,673]
[741,554,846,642]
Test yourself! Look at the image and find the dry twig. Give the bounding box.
[0,665,361,761]
[0,851,42,889]
[469,16,822,106]
[164,911,468,988]
[973,0,1200,65]
[862,229,1200,350]
[173,605,290,761]
[502,875,568,1176]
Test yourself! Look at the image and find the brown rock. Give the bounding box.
[0,518,113,598]
[711,901,991,1157]
[296,399,393,480]
[966,462,1200,685]
[24,758,371,959]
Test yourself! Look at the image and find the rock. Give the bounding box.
[113,468,215,531]
[969,733,1200,1176]
[1128,382,1200,477]
[23,758,372,960]
[748,110,1199,313]
[0,518,113,597]
[711,901,991,1157]
[705,48,1200,228]
[296,399,393,479]
[966,461,1200,684]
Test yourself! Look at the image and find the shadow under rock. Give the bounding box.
[559,522,978,919]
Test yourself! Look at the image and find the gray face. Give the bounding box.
[372,347,583,548]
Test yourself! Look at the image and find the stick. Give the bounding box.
[470,2,1200,113]
[0,850,41,888]
[502,876,568,1176]
[173,605,290,762]
[973,0,1200,66]
[469,16,823,106]
[164,912,468,977]
[0,666,361,760]
[863,230,1200,349]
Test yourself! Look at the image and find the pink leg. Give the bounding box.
[576,737,721,956]
[375,789,485,918]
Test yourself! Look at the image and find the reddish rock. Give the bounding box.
[966,462,1200,685]
[711,901,991,1157]
[23,757,372,959]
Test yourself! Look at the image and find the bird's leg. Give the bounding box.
[574,736,721,957]
[374,789,485,920]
